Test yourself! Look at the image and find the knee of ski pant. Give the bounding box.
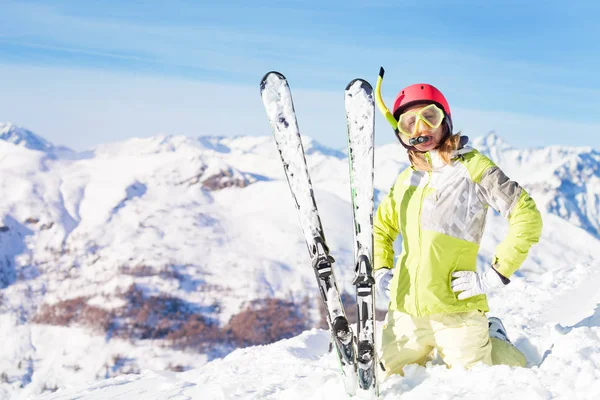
[432,310,492,369]
[378,311,435,377]
[380,351,433,379]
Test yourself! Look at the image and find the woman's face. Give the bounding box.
[398,103,445,152]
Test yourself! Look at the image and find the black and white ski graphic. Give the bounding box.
[260,71,357,396]
[345,78,378,397]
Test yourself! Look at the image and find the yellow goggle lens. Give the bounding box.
[397,104,444,137]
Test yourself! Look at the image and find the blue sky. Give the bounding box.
[1,0,599,150]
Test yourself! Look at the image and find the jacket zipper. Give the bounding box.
[415,152,432,317]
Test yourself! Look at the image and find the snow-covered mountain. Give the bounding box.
[473,132,600,238]
[0,124,599,399]
[0,123,77,158]
[0,123,55,152]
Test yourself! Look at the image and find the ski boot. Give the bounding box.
[488,316,511,343]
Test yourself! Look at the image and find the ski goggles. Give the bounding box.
[397,104,445,137]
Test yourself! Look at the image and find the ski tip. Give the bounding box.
[345,78,374,92]
[260,71,286,91]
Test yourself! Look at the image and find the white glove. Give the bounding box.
[451,268,505,300]
[375,268,393,304]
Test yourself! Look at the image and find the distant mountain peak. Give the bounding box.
[301,136,346,159]
[197,136,231,153]
[0,122,56,152]
[475,131,513,150]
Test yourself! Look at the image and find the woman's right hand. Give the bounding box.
[375,268,394,304]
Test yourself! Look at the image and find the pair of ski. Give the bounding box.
[260,71,378,398]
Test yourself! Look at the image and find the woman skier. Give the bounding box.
[373,68,543,377]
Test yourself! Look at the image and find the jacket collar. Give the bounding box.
[426,136,472,171]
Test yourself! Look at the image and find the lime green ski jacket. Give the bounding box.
[374,145,543,316]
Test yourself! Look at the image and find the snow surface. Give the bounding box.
[37,313,600,399]
[0,124,598,399]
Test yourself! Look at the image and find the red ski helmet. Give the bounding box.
[392,83,453,134]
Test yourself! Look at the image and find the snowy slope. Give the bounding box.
[0,125,599,399]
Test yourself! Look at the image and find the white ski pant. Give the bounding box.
[378,309,492,377]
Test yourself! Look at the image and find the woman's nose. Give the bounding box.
[414,119,426,134]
